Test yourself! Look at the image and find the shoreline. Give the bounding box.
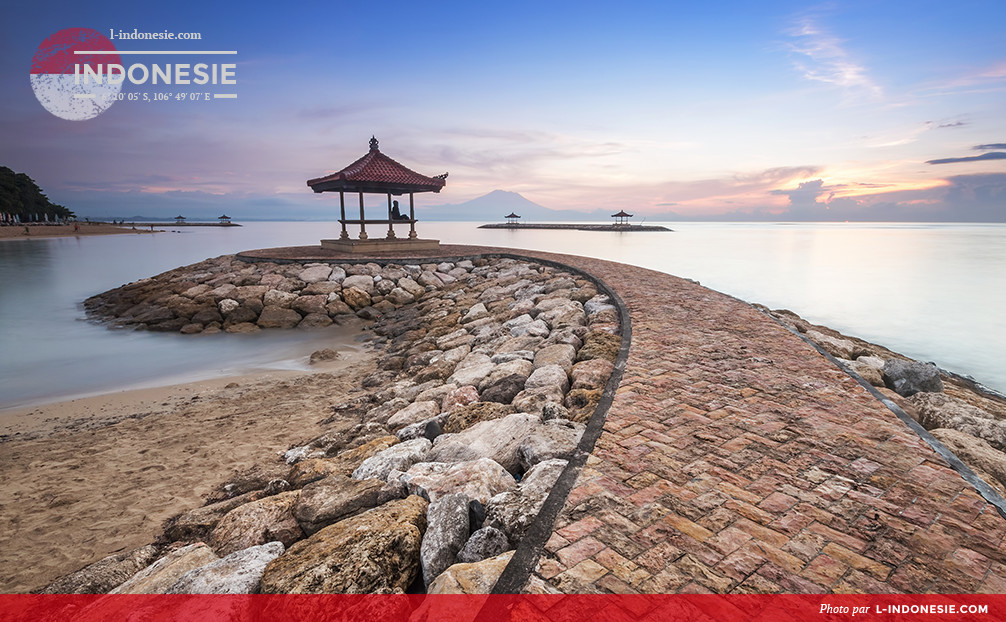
[0,224,162,240]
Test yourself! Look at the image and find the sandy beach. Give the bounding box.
[0,345,377,593]
[0,224,160,240]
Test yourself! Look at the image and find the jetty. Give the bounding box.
[479,222,671,231]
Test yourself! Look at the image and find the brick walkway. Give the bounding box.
[513,249,1006,594]
[243,243,1006,594]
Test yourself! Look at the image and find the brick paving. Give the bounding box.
[243,243,1006,594]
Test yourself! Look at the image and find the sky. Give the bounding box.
[1,0,1005,221]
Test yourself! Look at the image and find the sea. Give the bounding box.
[1,221,1003,410]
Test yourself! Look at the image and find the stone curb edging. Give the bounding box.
[759,309,1006,521]
[237,249,634,593]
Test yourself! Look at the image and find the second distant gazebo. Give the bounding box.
[218,214,232,225]
[174,215,186,225]
[505,212,521,225]
[611,210,633,226]
[308,136,447,252]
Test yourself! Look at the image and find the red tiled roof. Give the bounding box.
[308,137,447,194]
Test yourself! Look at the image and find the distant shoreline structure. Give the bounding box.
[478,223,672,232]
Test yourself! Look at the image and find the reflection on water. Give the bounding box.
[1,221,1003,409]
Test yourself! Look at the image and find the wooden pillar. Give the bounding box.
[386,193,395,239]
[339,191,348,239]
[358,192,367,239]
[408,193,417,238]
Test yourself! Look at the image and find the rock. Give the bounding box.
[575,330,621,363]
[259,496,428,594]
[292,294,329,315]
[163,489,266,542]
[491,351,535,364]
[436,328,474,351]
[478,359,534,390]
[428,413,541,474]
[447,362,496,387]
[286,436,400,487]
[512,386,565,416]
[341,286,373,310]
[930,428,1006,495]
[263,289,298,308]
[398,277,426,298]
[418,270,444,288]
[570,358,614,391]
[456,352,492,370]
[342,274,376,295]
[167,542,285,594]
[485,459,566,542]
[907,392,1006,450]
[224,321,260,334]
[110,543,219,594]
[190,308,223,325]
[426,551,514,594]
[883,359,944,396]
[309,348,339,364]
[328,266,347,283]
[564,388,604,422]
[481,375,526,405]
[293,474,385,535]
[257,305,302,329]
[442,385,480,413]
[456,526,510,564]
[841,358,884,386]
[806,330,859,360]
[387,401,441,431]
[299,265,333,283]
[209,491,304,556]
[327,300,354,316]
[298,313,334,329]
[217,298,240,315]
[444,402,516,433]
[524,364,570,393]
[421,493,470,587]
[352,437,432,481]
[510,318,550,338]
[516,419,584,470]
[40,545,160,594]
[541,402,570,421]
[533,344,577,373]
[386,287,416,305]
[395,458,517,504]
[461,303,490,324]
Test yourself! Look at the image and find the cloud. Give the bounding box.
[974,143,1006,150]
[786,17,882,100]
[936,121,967,129]
[926,152,1006,165]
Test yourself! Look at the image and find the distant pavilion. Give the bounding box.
[218,214,232,224]
[308,137,447,252]
[611,210,633,226]
[505,212,521,225]
[174,215,186,224]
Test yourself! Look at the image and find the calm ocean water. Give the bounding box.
[1,221,1003,409]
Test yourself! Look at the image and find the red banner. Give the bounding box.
[1,594,1002,622]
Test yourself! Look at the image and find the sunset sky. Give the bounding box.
[2,0,1004,221]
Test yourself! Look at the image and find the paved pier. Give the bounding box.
[241,243,1006,593]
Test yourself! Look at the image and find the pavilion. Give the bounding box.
[611,210,633,226]
[218,214,232,225]
[174,215,186,224]
[505,212,520,225]
[307,137,447,252]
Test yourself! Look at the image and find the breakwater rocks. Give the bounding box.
[52,254,621,594]
[765,307,1006,499]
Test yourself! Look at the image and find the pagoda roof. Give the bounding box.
[505,212,520,218]
[611,210,633,218]
[308,137,447,195]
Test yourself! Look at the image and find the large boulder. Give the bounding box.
[257,305,302,329]
[352,438,432,481]
[259,496,428,594]
[575,331,621,363]
[428,414,541,474]
[570,358,614,391]
[210,491,304,556]
[341,286,373,310]
[907,392,1006,450]
[882,359,944,396]
[524,364,570,394]
[40,545,160,594]
[426,551,514,595]
[286,436,401,488]
[930,428,1006,495]
[805,330,858,360]
[485,459,566,542]
[293,475,385,535]
[533,344,577,373]
[342,274,376,295]
[163,489,267,542]
[391,458,517,504]
[299,265,333,284]
[387,401,441,431]
[421,493,471,587]
[167,542,285,594]
[443,402,515,434]
[516,419,584,470]
[110,543,219,594]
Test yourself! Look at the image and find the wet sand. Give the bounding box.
[0,224,160,239]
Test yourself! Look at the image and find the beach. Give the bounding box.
[0,224,159,239]
[0,347,376,593]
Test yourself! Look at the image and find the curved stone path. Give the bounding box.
[240,243,1006,593]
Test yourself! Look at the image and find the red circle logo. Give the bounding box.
[31,27,123,121]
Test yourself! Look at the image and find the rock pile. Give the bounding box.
[50,254,622,594]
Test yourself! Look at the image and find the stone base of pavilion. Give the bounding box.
[320,237,441,253]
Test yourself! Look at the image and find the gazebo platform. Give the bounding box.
[320,237,440,253]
